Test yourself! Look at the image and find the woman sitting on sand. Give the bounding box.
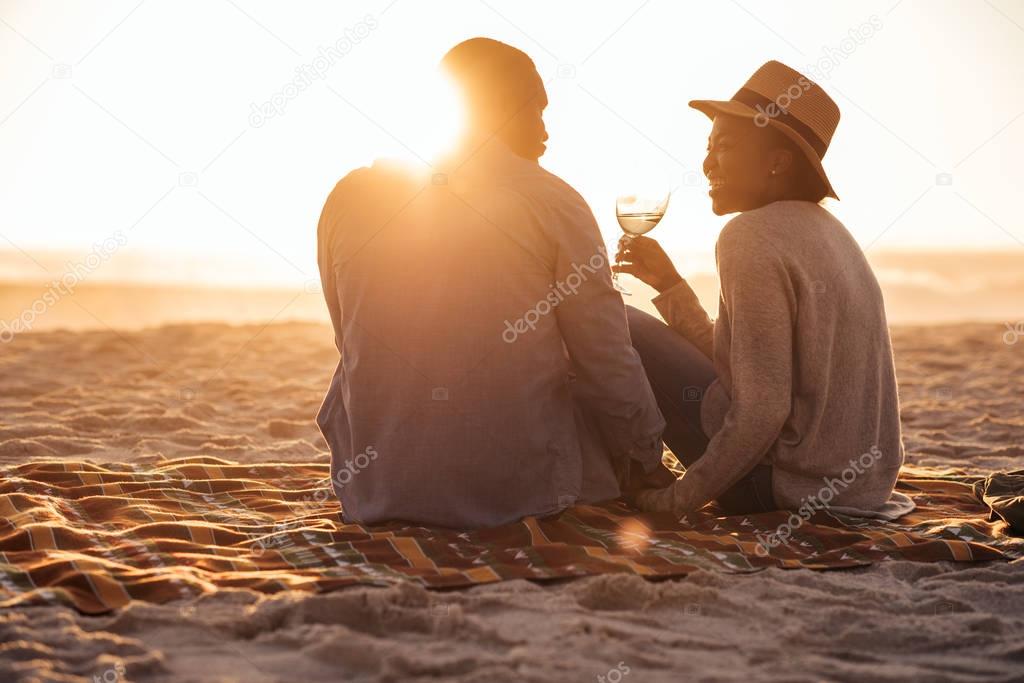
[616,61,911,518]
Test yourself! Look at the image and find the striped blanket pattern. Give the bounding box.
[1,458,1018,614]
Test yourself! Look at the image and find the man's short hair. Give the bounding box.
[441,37,541,127]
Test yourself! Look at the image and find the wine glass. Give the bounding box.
[613,190,671,295]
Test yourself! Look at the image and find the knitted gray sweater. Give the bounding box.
[639,201,906,515]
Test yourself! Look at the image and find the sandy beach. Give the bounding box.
[4,0,1023,678]
[0,317,1021,682]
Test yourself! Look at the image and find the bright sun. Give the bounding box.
[388,67,465,164]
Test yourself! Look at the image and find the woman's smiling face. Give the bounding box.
[703,114,789,215]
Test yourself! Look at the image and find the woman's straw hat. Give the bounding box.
[690,60,841,199]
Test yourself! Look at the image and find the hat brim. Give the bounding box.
[689,99,838,200]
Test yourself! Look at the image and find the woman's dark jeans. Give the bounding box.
[625,305,777,515]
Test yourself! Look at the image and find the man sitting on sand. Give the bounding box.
[315,38,667,528]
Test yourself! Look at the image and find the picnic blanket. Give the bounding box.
[973,469,1024,535]
[1,457,1021,615]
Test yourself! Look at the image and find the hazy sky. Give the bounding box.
[2,0,1023,287]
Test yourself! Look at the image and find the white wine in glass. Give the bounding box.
[614,192,670,294]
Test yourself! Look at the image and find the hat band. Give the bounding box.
[732,87,828,158]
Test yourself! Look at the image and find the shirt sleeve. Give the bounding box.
[651,280,716,360]
[317,177,351,354]
[640,221,795,513]
[548,185,666,470]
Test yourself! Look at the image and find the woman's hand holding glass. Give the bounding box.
[612,235,684,294]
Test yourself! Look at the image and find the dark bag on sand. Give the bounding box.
[972,470,1024,536]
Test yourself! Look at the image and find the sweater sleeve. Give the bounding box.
[639,222,796,513]
[651,280,715,360]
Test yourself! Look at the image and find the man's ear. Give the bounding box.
[770,147,796,176]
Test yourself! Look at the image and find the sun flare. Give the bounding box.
[388,66,465,164]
